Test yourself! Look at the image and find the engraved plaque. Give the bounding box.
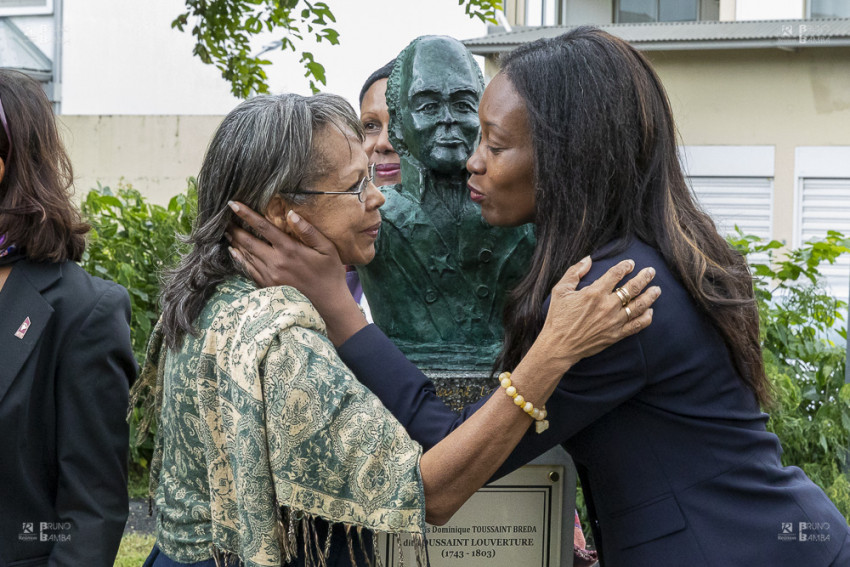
[380,463,569,567]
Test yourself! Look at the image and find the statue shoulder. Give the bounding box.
[378,183,424,227]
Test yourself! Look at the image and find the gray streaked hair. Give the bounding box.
[159,92,364,349]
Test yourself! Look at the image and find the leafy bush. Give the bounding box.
[80,181,197,472]
[729,230,850,521]
[81,181,197,364]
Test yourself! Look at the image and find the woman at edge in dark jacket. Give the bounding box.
[227,28,850,566]
[0,70,135,566]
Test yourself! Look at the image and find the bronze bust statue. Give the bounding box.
[357,36,535,371]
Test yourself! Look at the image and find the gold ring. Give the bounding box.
[615,287,631,307]
[624,306,633,320]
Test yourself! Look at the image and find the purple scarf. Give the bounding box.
[0,234,21,265]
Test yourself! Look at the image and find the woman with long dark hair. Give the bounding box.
[228,28,850,566]
[136,91,656,567]
[0,69,134,566]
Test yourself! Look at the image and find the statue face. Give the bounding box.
[398,38,481,173]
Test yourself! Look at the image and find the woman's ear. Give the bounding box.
[264,195,295,234]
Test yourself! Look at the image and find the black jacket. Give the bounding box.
[338,239,850,567]
[0,259,135,567]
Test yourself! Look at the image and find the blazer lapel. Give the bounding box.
[0,261,58,404]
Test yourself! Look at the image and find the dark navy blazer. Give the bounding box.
[0,260,135,567]
[338,239,850,567]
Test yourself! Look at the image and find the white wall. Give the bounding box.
[565,0,613,25]
[736,0,804,20]
[60,0,487,115]
[61,0,240,114]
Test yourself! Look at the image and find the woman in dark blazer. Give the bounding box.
[0,70,135,567]
[227,28,850,566]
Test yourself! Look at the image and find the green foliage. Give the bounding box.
[729,230,850,521]
[80,181,197,475]
[80,181,197,365]
[175,0,503,97]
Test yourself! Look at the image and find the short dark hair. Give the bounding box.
[0,69,87,262]
[358,59,395,107]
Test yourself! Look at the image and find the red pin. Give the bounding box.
[14,317,30,339]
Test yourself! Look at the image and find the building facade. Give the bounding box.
[465,0,850,300]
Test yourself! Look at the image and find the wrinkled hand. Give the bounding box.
[226,201,367,345]
[225,201,347,304]
[534,257,660,372]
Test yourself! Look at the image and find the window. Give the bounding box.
[795,147,850,302]
[808,0,850,19]
[617,0,699,23]
[0,0,53,16]
[680,146,775,265]
[689,177,773,239]
[525,0,562,27]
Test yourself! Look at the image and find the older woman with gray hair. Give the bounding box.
[134,92,657,567]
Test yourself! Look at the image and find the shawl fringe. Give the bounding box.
[204,507,427,567]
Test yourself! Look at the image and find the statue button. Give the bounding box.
[478,249,492,263]
[476,285,489,298]
[425,290,438,304]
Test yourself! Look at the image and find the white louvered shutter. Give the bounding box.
[688,177,774,240]
[799,178,850,300]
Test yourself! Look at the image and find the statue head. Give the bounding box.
[387,36,484,174]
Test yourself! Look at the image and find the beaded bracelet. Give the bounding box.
[499,371,550,434]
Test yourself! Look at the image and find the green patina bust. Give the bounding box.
[357,36,535,371]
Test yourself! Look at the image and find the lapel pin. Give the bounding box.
[14,317,31,339]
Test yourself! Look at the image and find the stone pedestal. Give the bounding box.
[384,368,577,567]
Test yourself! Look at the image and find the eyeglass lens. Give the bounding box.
[357,163,377,202]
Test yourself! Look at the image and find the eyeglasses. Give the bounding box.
[284,163,376,203]
[0,93,10,164]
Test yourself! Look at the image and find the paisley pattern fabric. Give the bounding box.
[135,278,425,567]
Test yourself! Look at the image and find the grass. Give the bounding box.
[114,532,155,567]
[128,464,151,500]
[117,464,155,566]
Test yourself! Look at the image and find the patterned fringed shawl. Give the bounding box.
[131,279,426,567]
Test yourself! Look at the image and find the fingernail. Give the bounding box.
[653,286,661,297]
[288,210,301,223]
[628,259,635,269]
[648,308,654,316]
[228,200,240,212]
[581,255,591,264]
[228,246,237,258]
[224,232,232,243]
[649,267,656,277]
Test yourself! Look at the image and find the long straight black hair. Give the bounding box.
[495,28,769,406]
